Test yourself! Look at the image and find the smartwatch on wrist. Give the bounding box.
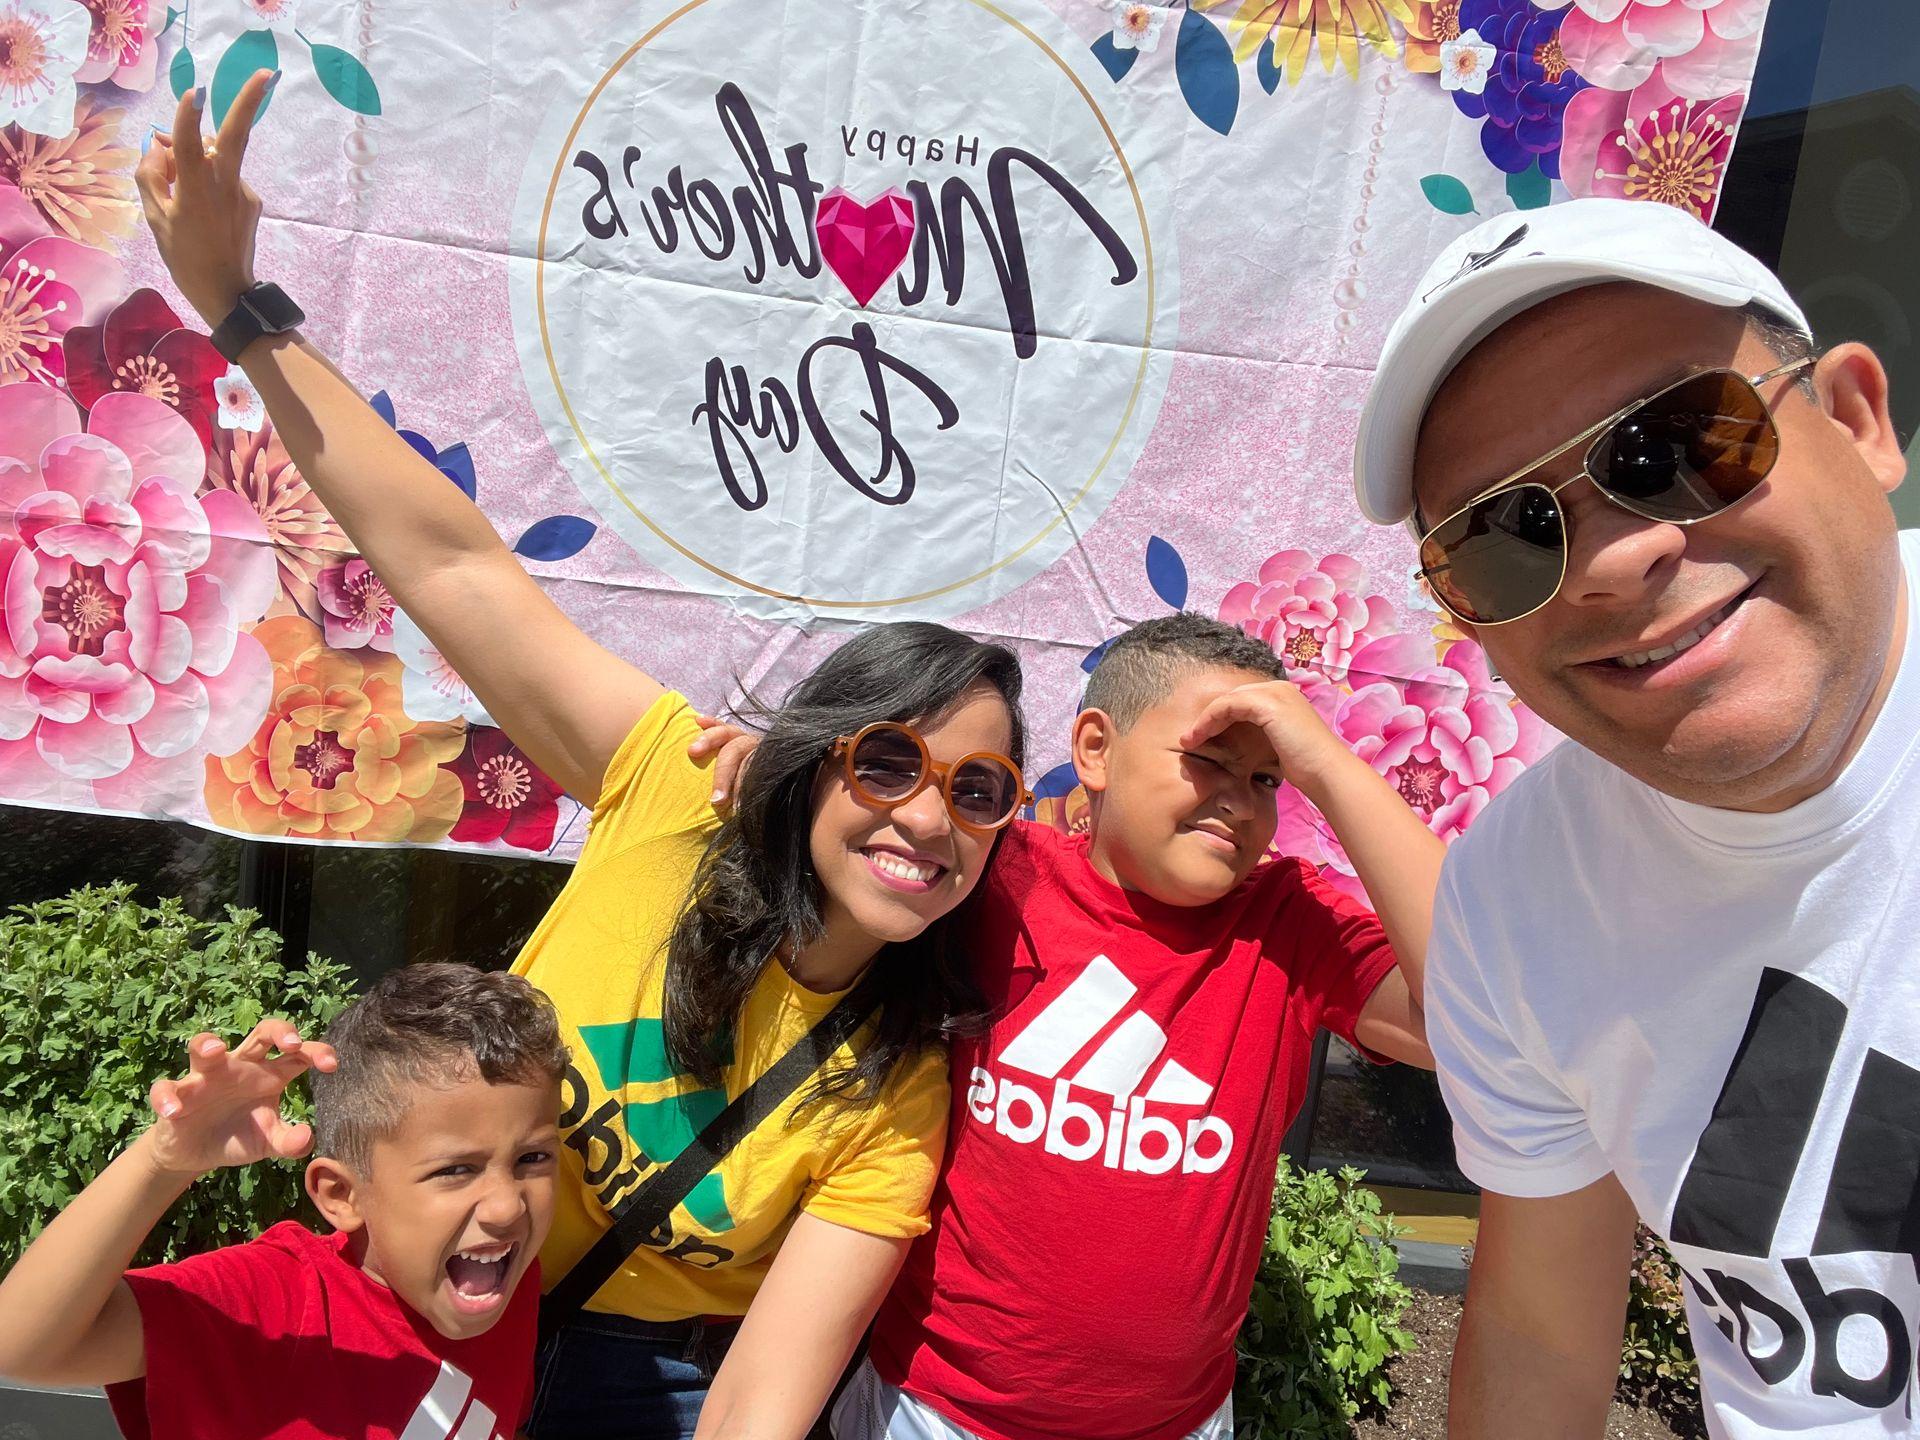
[211,282,305,363]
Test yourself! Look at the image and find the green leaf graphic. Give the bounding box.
[311,43,381,116]
[1506,158,1550,211]
[210,28,277,127]
[1419,174,1476,215]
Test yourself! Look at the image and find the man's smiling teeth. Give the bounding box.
[1611,600,1736,669]
[868,850,940,882]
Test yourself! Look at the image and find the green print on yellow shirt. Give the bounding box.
[576,1017,736,1233]
[513,692,952,1322]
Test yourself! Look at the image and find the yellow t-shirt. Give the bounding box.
[512,693,950,1322]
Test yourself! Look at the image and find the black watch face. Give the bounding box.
[244,285,305,331]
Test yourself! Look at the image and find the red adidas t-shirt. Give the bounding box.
[107,1221,538,1440]
[871,822,1396,1440]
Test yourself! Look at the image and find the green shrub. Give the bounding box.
[1236,1159,1417,1437]
[0,883,358,1271]
[1621,1225,1700,1399]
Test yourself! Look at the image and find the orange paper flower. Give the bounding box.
[1402,0,1463,73]
[206,616,465,842]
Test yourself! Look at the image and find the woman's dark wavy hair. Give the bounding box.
[663,622,1026,1109]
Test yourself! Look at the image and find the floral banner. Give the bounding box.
[0,0,1768,873]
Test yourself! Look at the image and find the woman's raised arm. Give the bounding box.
[136,73,661,803]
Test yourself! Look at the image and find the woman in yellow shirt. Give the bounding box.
[137,75,1029,1440]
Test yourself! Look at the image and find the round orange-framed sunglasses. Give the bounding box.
[829,722,1031,834]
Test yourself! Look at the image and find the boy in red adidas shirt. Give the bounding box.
[0,963,566,1440]
[703,615,1443,1440]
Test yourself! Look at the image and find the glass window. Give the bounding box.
[1717,0,1920,520]
[1,804,245,919]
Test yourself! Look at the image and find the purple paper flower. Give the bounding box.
[1452,0,1590,178]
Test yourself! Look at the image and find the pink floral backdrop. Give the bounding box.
[0,0,1769,876]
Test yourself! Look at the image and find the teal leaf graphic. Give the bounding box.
[168,44,194,99]
[210,28,276,127]
[311,43,381,116]
[1506,158,1550,211]
[1419,174,1477,215]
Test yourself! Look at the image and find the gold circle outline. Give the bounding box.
[535,0,1155,611]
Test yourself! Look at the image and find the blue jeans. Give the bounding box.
[527,1312,741,1440]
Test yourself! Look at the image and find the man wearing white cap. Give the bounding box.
[1354,196,1915,1436]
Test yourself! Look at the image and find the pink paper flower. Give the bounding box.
[1558,66,1743,221]
[1274,635,1555,900]
[316,555,396,653]
[0,181,122,390]
[203,418,346,623]
[1537,0,1764,98]
[1218,549,1400,684]
[0,381,276,807]
[74,0,157,91]
[0,0,90,137]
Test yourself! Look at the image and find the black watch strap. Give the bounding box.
[211,283,305,364]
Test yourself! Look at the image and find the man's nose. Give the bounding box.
[1556,478,1689,610]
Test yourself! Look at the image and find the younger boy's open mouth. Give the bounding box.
[445,1242,519,1316]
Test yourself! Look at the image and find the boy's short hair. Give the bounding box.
[1084,613,1287,731]
[310,963,569,1174]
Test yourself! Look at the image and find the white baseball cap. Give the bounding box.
[1352,197,1810,531]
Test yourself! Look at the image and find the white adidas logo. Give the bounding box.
[966,955,1234,1175]
[398,1361,507,1440]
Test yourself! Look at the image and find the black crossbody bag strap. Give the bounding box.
[538,979,882,1345]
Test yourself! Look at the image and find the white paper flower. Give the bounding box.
[240,0,297,32]
[390,603,494,726]
[1110,2,1167,52]
[214,364,266,432]
[1439,27,1497,95]
[0,0,90,138]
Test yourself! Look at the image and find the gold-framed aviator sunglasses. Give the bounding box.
[1416,358,1815,627]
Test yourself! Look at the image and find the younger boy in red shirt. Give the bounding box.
[0,963,567,1440]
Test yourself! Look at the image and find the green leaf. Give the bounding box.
[163,5,180,31]
[311,42,381,116]
[210,28,277,128]
[1419,173,1477,215]
[1506,157,1551,211]
[168,43,194,99]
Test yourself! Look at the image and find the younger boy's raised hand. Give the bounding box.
[144,1020,337,1178]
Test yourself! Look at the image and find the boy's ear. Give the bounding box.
[306,1155,368,1235]
[1071,708,1117,795]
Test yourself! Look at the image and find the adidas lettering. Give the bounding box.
[967,1070,1233,1175]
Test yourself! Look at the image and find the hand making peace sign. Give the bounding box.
[135,69,279,331]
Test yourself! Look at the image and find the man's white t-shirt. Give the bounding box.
[1428,531,1920,1438]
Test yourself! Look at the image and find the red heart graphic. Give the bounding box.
[814,187,917,307]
